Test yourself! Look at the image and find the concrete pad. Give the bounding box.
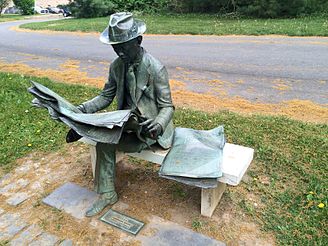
[28,232,60,246]
[10,224,42,246]
[136,216,225,246]
[42,182,99,219]
[6,192,31,206]
[0,213,27,241]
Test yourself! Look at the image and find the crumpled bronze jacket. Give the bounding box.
[81,51,175,149]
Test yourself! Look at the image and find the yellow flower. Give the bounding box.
[253,177,258,181]
[27,143,32,147]
[318,203,325,208]
[309,191,314,195]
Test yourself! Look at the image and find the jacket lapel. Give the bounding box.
[135,54,150,103]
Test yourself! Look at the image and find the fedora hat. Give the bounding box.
[99,12,146,45]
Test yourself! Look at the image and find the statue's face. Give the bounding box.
[112,38,139,64]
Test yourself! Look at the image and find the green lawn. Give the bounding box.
[0,72,327,244]
[20,13,328,36]
[0,14,27,23]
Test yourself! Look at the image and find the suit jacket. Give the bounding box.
[81,50,175,149]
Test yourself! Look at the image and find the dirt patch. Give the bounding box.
[0,59,106,88]
[172,90,328,123]
[0,144,275,245]
[10,26,100,38]
[1,60,327,124]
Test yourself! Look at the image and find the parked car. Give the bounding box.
[62,7,71,17]
[47,7,63,14]
[34,6,49,14]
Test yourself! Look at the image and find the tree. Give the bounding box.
[0,0,10,15]
[13,0,34,15]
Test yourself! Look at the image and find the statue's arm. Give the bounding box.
[153,66,175,132]
[79,70,117,113]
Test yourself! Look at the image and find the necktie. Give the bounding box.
[125,64,137,107]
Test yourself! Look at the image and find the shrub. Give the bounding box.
[69,0,328,18]
[69,0,169,18]
[167,0,234,13]
[13,0,34,15]
[303,0,328,14]
[233,0,327,17]
[111,0,170,13]
[69,0,116,18]
[168,0,327,17]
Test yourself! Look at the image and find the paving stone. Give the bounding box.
[17,179,30,188]
[0,173,12,186]
[28,232,60,246]
[137,216,225,246]
[15,163,32,174]
[30,181,43,191]
[59,239,73,246]
[0,213,28,241]
[0,183,17,195]
[9,224,43,246]
[42,182,99,219]
[0,179,29,196]
[6,192,31,206]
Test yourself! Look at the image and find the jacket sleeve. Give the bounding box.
[153,66,174,132]
[80,67,117,114]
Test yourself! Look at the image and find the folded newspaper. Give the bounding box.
[159,126,225,188]
[28,81,133,144]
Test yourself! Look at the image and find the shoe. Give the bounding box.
[66,129,82,143]
[85,192,118,217]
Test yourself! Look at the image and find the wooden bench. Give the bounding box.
[80,138,254,217]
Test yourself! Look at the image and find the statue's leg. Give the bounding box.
[86,142,118,217]
[94,142,116,194]
[86,133,149,217]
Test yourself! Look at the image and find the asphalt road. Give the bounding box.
[0,18,327,104]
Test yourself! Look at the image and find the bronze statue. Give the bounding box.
[73,12,175,216]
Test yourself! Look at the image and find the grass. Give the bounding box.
[0,72,99,172]
[0,14,27,23]
[0,72,327,244]
[20,13,328,36]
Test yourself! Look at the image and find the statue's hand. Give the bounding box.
[76,104,86,113]
[139,119,162,140]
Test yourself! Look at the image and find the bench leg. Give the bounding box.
[201,182,226,217]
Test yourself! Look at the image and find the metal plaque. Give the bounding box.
[100,209,144,235]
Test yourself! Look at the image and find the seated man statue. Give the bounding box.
[72,12,174,216]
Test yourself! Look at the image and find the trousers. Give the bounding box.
[94,132,151,194]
